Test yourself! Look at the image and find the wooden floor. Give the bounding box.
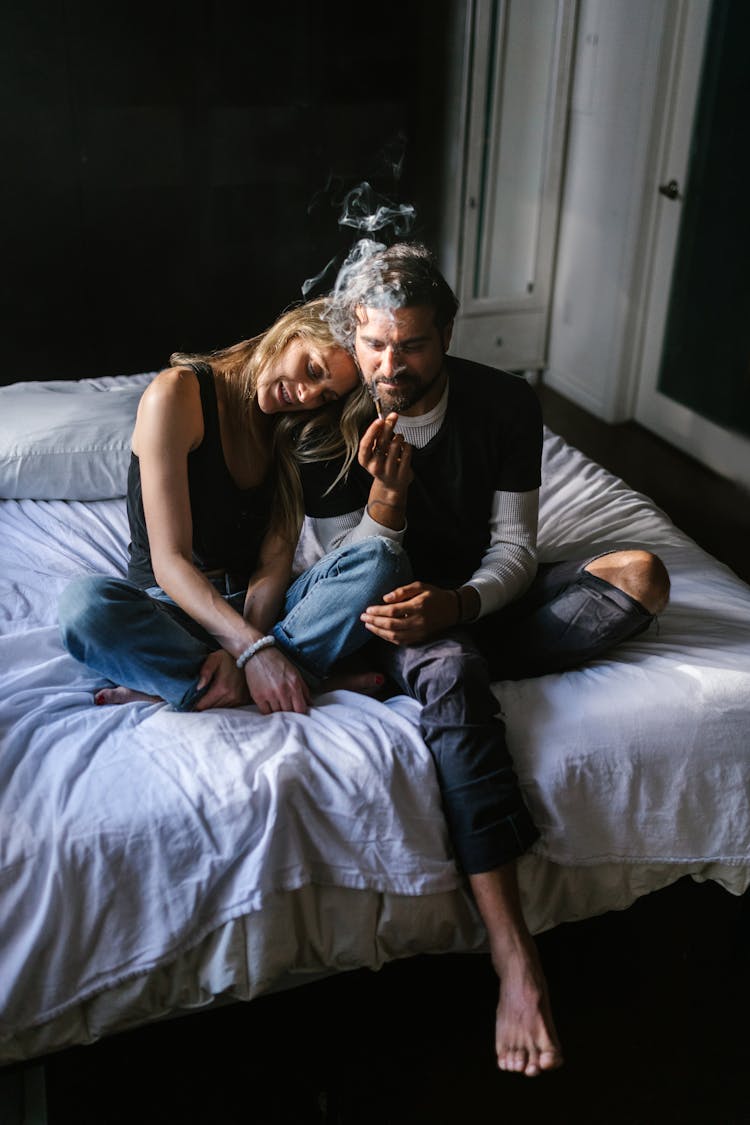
[11,386,750,1124]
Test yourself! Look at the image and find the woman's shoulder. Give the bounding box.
[133,366,205,452]
[147,364,203,397]
[138,366,207,415]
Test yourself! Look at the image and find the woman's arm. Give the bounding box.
[135,369,259,655]
[243,528,296,633]
[134,370,309,713]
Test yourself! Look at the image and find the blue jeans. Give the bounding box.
[59,537,411,711]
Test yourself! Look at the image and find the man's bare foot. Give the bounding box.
[95,687,161,706]
[469,864,562,1076]
[322,672,386,697]
[494,940,563,1077]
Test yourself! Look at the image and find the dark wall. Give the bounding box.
[1,1,453,382]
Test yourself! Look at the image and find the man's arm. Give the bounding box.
[312,482,539,646]
[312,506,392,552]
[310,412,412,551]
[456,488,539,622]
[360,487,539,644]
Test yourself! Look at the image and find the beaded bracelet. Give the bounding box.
[236,635,276,670]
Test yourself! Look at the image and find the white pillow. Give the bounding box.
[0,374,157,501]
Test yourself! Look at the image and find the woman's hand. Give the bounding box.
[242,646,311,715]
[193,649,251,710]
[194,646,311,714]
[360,582,462,645]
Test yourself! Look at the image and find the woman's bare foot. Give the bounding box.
[95,687,161,706]
[322,672,386,697]
[493,938,563,1077]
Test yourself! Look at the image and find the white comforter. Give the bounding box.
[1,428,749,1057]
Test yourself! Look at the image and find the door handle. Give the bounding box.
[658,179,682,201]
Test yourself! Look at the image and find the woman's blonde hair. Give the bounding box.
[171,298,372,544]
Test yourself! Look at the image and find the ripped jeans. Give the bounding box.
[375,555,654,874]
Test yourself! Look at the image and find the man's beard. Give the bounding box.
[369,368,444,414]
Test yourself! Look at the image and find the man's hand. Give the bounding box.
[359,413,413,502]
[194,649,251,710]
[242,646,311,715]
[360,582,461,645]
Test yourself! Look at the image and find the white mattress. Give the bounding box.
[1,423,749,1063]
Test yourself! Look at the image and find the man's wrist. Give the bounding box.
[368,487,406,510]
[366,493,406,530]
[367,498,405,514]
[456,585,480,624]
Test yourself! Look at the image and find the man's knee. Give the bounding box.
[406,639,495,715]
[585,550,670,616]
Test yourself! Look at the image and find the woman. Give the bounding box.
[59,299,411,714]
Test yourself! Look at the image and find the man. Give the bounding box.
[303,242,670,1076]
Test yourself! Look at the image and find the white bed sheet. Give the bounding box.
[513,432,750,867]
[1,425,749,1062]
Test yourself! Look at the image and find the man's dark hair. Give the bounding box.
[327,240,460,348]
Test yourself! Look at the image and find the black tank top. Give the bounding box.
[126,362,274,590]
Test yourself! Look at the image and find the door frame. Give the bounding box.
[630,0,750,488]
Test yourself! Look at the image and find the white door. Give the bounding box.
[451,0,577,371]
[635,0,750,489]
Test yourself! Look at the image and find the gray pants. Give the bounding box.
[376,557,653,875]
